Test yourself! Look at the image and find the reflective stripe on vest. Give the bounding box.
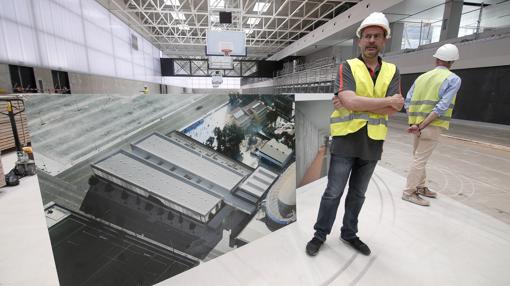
[330,58,396,140]
[407,112,451,122]
[330,113,388,126]
[408,100,454,109]
[408,68,456,129]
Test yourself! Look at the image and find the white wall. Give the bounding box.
[385,29,510,74]
[67,71,162,94]
[0,0,162,83]
[295,100,333,184]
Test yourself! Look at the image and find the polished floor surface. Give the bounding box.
[2,156,510,286]
[159,166,510,286]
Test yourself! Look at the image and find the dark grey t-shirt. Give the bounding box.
[330,56,401,161]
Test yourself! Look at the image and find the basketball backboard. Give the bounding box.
[206,30,247,57]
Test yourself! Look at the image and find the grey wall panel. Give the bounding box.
[0,64,11,93]
[241,86,274,95]
[68,71,160,94]
[401,65,510,125]
[33,67,53,93]
[385,33,510,74]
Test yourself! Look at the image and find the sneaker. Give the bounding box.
[402,191,430,206]
[341,237,371,256]
[417,187,437,198]
[306,237,323,256]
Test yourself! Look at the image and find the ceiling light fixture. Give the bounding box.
[178,24,190,30]
[164,0,180,6]
[247,17,261,25]
[210,0,225,8]
[253,2,270,13]
[170,11,185,20]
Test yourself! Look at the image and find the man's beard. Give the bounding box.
[363,46,380,58]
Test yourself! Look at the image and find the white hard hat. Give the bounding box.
[433,44,459,61]
[356,12,391,39]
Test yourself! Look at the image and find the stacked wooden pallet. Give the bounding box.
[0,100,31,152]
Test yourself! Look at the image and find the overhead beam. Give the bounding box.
[267,0,404,61]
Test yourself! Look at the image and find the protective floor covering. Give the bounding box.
[0,152,60,286]
[159,166,510,286]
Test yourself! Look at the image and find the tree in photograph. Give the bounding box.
[205,136,215,148]
[281,131,295,150]
[248,134,257,146]
[213,124,244,158]
[222,123,245,157]
[213,127,224,152]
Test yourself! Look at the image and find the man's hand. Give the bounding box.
[388,94,404,110]
[332,96,342,110]
[407,124,421,136]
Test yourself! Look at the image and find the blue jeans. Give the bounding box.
[313,154,377,241]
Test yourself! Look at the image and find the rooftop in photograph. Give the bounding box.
[259,139,293,164]
[92,150,222,217]
[238,167,278,199]
[132,132,251,191]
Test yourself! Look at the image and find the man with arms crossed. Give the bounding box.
[306,12,404,256]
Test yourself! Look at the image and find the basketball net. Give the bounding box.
[221,48,232,57]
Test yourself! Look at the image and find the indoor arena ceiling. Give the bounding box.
[100,0,360,59]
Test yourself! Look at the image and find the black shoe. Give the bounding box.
[306,237,323,256]
[341,237,371,256]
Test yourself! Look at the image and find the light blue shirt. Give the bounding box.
[404,66,462,116]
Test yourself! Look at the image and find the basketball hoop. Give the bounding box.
[221,48,232,57]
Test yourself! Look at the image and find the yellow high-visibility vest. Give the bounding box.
[330,58,396,140]
[408,68,456,129]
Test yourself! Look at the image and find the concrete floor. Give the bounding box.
[0,152,60,286]
[158,167,510,286]
[382,113,510,224]
[296,100,510,225]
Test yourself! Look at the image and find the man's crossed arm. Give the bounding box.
[332,90,404,116]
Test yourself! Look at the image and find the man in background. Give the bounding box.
[402,44,461,206]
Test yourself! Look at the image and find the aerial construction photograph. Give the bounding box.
[23,92,295,286]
